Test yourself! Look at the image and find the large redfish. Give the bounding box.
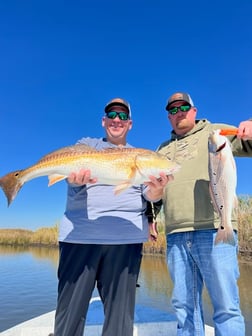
[0,144,180,206]
[208,129,238,245]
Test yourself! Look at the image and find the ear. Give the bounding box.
[128,120,133,130]
[102,116,106,127]
[192,107,197,116]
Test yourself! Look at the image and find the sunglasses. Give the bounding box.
[168,104,191,115]
[106,111,130,121]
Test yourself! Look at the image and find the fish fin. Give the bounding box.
[114,166,137,195]
[48,174,67,186]
[38,144,96,164]
[214,225,236,246]
[114,182,132,195]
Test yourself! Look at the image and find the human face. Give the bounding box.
[102,112,132,146]
[168,101,197,135]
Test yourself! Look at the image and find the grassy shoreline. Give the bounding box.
[0,230,251,263]
[0,228,251,262]
[1,196,251,260]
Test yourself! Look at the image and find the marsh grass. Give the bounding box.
[0,223,59,247]
[0,197,252,258]
[0,229,33,246]
[237,195,252,258]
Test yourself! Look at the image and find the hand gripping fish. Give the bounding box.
[208,129,238,245]
[0,144,180,206]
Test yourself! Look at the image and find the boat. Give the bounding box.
[1,297,214,336]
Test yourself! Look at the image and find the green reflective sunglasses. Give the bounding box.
[168,104,191,115]
[106,111,130,120]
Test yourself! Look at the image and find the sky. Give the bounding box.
[0,0,251,231]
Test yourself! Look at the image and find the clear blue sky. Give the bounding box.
[0,1,251,230]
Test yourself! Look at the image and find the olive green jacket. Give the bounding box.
[157,119,252,234]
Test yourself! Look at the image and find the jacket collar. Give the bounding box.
[171,119,210,140]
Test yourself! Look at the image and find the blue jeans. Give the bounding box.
[167,230,245,336]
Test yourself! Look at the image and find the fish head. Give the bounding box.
[136,152,181,178]
[208,129,228,154]
[160,154,181,175]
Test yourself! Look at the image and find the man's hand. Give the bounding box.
[144,172,174,201]
[67,169,97,185]
[237,120,252,140]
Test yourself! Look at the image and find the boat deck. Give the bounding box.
[1,297,214,336]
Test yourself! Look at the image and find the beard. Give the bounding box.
[176,118,190,129]
[174,118,195,135]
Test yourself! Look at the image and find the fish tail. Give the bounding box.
[214,225,236,246]
[0,170,24,206]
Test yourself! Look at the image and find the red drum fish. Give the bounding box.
[0,144,180,206]
[208,129,238,245]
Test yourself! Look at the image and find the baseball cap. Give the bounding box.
[105,98,131,117]
[165,92,194,111]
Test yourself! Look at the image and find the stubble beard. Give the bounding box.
[176,118,189,130]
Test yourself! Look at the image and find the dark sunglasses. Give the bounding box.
[106,111,130,121]
[168,104,191,115]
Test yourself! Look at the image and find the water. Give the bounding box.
[0,246,251,334]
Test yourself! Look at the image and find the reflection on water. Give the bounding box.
[137,255,173,313]
[0,245,59,266]
[0,246,59,332]
[138,256,215,325]
[238,260,252,330]
[0,246,251,334]
[139,255,252,335]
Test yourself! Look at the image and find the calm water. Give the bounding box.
[0,246,251,334]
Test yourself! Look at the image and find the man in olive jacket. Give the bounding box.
[156,92,252,336]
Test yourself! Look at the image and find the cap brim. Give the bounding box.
[105,102,130,114]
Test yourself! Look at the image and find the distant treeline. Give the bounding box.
[0,196,252,259]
